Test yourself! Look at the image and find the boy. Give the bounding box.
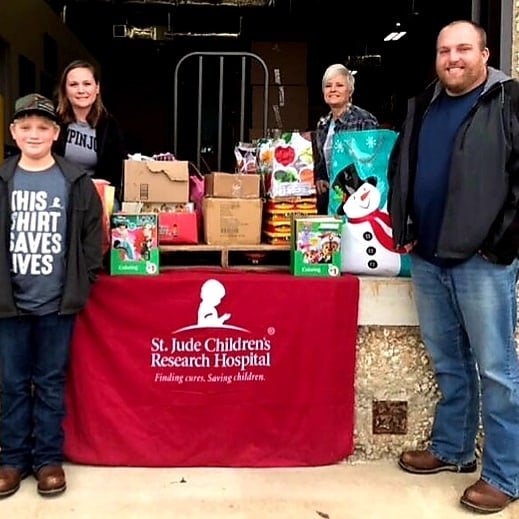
[0,93,103,498]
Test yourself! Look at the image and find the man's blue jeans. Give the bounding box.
[0,312,76,473]
[411,253,519,497]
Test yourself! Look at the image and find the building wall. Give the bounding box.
[0,0,97,148]
[514,1,519,77]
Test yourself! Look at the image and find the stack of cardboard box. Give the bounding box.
[121,159,197,245]
[110,159,194,275]
[202,172,262,245]
[250,41,308,135]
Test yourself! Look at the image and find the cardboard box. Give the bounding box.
[110,213,160,275]
[291,216,342,277]
[123,160,189,203]
[158,212,198,245]
[205,173,260,199]
[251,41,307,85]
[252,85,308,131]
[203,198,262,245]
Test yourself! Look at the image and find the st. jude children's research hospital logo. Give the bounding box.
[150,279,273,385]
[176,278,249,332]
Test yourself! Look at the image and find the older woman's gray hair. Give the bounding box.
[321,64,355,94]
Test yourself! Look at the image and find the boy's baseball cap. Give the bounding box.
[12,93,58,123]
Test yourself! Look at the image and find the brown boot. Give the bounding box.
[0,467,29,498]
[399,450,477,474]
[460,479,517,514]
[36,465,66,497]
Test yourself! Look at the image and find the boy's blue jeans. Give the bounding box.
[0,312,76,473]
[411,254,519,498]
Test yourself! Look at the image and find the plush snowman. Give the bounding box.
[341,181,402,276]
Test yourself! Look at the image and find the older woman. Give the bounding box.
[313,64,379,214]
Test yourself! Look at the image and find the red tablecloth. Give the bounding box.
[64,270,359,467]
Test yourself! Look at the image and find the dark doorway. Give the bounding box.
[51,0,500,165]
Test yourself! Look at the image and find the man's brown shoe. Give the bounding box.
[399,450,477,475]
[36,465,66,497]
[0,467,29,498]
[460,479,517,514]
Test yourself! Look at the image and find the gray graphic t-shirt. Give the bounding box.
[10,164,68,315]
[65,121,97,175]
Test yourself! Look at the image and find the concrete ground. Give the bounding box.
[2,459,518,518]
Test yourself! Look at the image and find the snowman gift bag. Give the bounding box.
[328,129,410,277]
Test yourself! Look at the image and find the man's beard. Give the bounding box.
[440,66,486,95]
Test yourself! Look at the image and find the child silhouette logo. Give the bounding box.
[197,279,231,326]
[173,278,250,333]
[50,197,63,209]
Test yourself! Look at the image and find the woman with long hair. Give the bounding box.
[54,59,126,199]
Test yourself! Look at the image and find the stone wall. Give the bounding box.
[351,278,435,461]
[351,322,519,463]
[351,325,437,462]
